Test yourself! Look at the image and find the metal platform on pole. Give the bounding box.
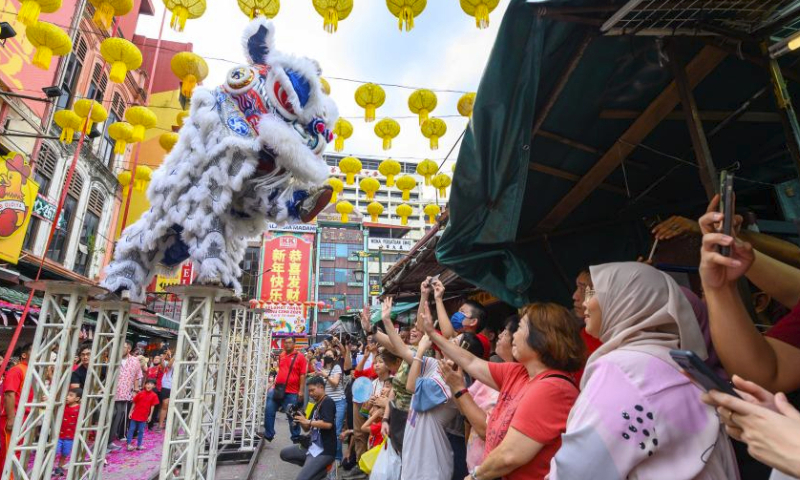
[2,280,105,480]
[67,300,133,480]
[159,285,235,480]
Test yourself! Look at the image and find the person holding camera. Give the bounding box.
[265,337,307,443]
[280,376,337,480]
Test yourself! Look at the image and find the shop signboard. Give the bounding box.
[261,232,314,335]
[268,222,317,233]
[367,237,414,251]
[31,194,65,229]
[0,153,39,264]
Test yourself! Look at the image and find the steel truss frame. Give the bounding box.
[2,281,104,480]
[159,285,235,480]
[66,300,132,480]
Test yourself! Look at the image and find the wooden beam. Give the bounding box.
[528,162,628,195]
[599,109,780,122]
[667,41,717,199]
[536,129,648,170]
[536,45,727,232]
[531,32,594,138]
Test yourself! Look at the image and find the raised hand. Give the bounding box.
[432,279,445,300]
[382,297,394,322]
[438,359,465,392]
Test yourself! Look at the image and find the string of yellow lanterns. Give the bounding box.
[355,83,385,123]
[387,0,426,32]
[458,92,477,118]
[408,89,437,126]
[18,0,60,26]
[336,200,354,223]
[395,175,416,202]
[431,173,451,197]
[237,0,279,19]
[424,204,440,224]
[359,177,380,200]
[332,118,352,152]
[88,0,132,30]
[415,159,437,185]
[396,203,413,226]
[421,118,447,150]
[100,37,142,83]
[159,132,180,153]
[26,21,72,70]
[378,159,400,187]
[374,118,400,150]
[108,122,134,155]
[53,110,82,144]
[460,0,499,29]
[125,106,157,142]
[367,201,384,222]
[339,156,362,185]
[326,177,344,203]
[73,99,108,132]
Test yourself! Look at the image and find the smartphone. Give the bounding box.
[430,274,440,284]
[719,171,734,257]
[669,349,740,398]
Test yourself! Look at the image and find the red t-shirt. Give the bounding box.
[147,366,165,391]
[368,421,383,448]
[60,404,80,439]
[354,366,378,380]
[765,300,800,350]
[130,390,160,422]
[274,352,308,394]
[0,363,32,421]
[574,328,603,386]
[486,363,579,480]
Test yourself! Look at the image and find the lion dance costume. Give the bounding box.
[102,19,336,301]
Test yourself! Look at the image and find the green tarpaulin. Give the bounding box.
[370,301,418,324]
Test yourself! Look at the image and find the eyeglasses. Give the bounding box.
[584,285,596,301]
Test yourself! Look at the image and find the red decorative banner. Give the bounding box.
[261,233,313,336]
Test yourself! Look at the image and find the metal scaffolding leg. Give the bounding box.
[66,300,131,480]
[2,281,104,480]
[238,310,258,451]
[257,319,272,429]
[159,285,232,480]
[220,308,245,445]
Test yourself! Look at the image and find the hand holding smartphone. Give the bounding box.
[669,349,740,398]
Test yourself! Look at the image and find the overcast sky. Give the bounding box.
[136,0,511,170]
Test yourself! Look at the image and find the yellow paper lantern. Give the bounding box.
[53,110,82,145]
[421,118,447,150]
[171,52,208,98]
[424,204,440,224]
[237,0,279,19]
[164,0,206,32]
[354,83,385,123]
[386,0,426,32]
[320,77,331,95]
[415,159,437,186]
[332,118,352,152]
[374,118,400,150]
[458,92,477,118]
[431,173,451,197]
[118,170,132,188]
[312,0,353,33]
[18,0,61,26]
[396,203,413,226]
[175,109,190,130]
[134,165,152,191]
[88,0,133,30]
[108,122,134,155]
[408,89,437,126]
[367,201,384,222]
[336,201,354,223]
[326,177,344,203]
[125,106,157,142]
[395,175,416,202]
[26,22,72,70]
[159,132,179,153]
[73,99,108,132]
[460,0,499,29]
[101,37,143,84]
[359,177,380,201]
[339,156,361,185]
[378,159,401,187]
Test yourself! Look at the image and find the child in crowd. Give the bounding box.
[54,388,82,476]
[361,378,393,449]
[126,379,159,451]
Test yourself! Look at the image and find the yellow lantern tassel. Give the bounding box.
[324,8,339,33]
[181,74,197,98]
[131,125,145,142]
[93,2,115,29]
[32,46,53,70]
[331,192,338,203]
[59,127,74,145]
[345,173,355,185]
[18,0,41,26]
[170,6,189,31]
[402,190,410,201]
[398,6,414,31]
[366,191,374,201]
[382,137,391,150]
[340,213,349,223]
[386,174,395,187]
[400,215,408,226]
[114,140,127,155]
[476,4,490,29]
[427,214,435,224]
[334,136,344,152]
[439,187,447,197]
[418,109,429,126]
[371,213,378,222]
[110,61,128,83]
[430,135,439,150]
[365,104,376,122]
[424,174,432,186]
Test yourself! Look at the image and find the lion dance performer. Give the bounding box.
[102,19,335,301]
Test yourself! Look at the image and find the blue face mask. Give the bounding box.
[450,311,466,331]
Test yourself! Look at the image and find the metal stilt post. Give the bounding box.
[257,320,272,429]
[220,308,245,445]
[66,300,132,480]
[159,285,230,480]
[2,281,104,480]
[238,310,258,451]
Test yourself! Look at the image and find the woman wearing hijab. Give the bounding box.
[549,262,739,480]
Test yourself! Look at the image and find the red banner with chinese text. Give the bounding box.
[261,232,313,303]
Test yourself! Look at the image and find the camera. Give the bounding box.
[288,403,304,422]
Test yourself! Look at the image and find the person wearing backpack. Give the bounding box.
[265,337,307,443]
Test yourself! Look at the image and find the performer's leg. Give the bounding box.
[102,223,177,301]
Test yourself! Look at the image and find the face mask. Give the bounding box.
[450,311,466,331]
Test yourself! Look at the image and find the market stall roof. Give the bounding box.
[437,0,800,308]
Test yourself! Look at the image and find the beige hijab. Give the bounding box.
[585,262,707,385]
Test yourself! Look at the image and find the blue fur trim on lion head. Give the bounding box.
[247,25,271,65]
[286,70,310,107]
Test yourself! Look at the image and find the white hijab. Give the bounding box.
[584,262,707,387]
